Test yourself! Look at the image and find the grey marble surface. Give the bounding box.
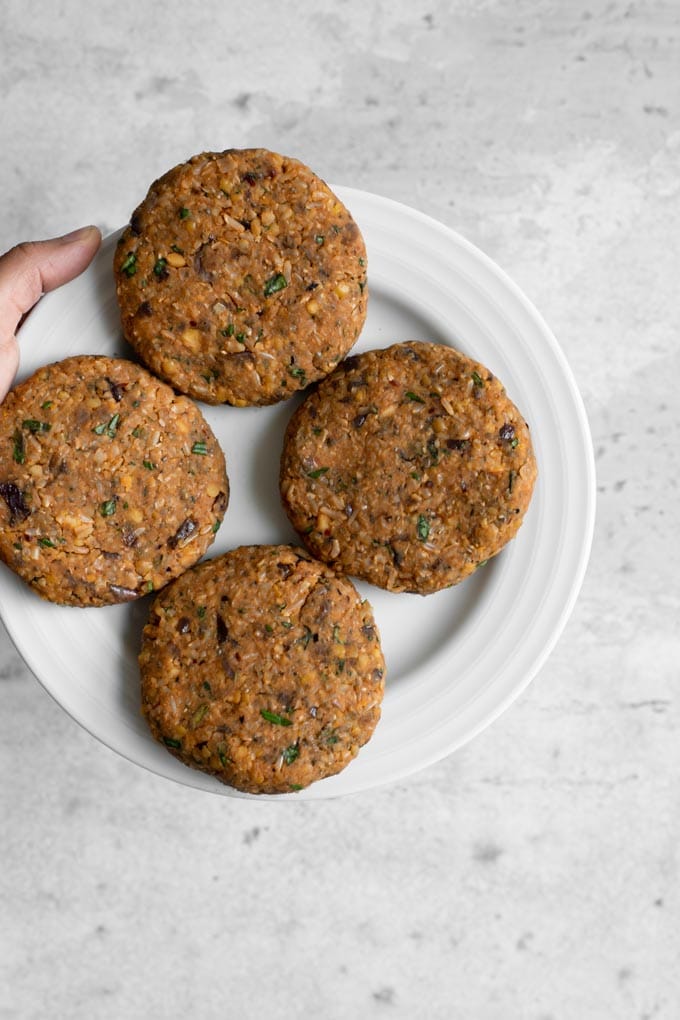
[1,1,678,1017]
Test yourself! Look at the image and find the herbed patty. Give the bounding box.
[0,355,228,606]
[139,544,385,794]
[114,148,367,406]
[280,341,537,594]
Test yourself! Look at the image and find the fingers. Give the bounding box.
[0,226,102,401]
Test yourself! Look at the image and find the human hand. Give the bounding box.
[0,226,102,402]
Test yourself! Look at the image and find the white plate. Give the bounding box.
[2,188,595,799]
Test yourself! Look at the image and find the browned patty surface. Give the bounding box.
[114,148,367,406]
[139,544,385,794]
[280,341,537,594]
[0,356,228,606]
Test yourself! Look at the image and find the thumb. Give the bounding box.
[0,225,102,401]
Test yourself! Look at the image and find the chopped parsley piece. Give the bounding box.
[178,207,190,220]
[120,252,137,277]
[41,400,53,410]
[191,441,208,455]
[417,514,430,541]
[99,498,117,517]
[170,244,184,254]
[263,273,287,297]
[306,466,329,479]
[93,413,121,438]
[163,736,182,749]
[299,626,313,649]
[153,257,169,278]
[282,743,300,765]
[225,323,235,336]
[38,537,56,548]
[261,709,293,727]
[22,419,51,433]
[197,605,206,618]
[471,371,484,388]
[405,391,424,403]
[12,429,25,464]
[143,460,155,470]
[192,704,209,727]
[211,518,222,533]
[314,234,325,245]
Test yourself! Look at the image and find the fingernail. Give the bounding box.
[57,225,100,244]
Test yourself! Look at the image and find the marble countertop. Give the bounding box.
[1,1,678,1017]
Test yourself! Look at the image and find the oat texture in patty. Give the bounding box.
[139,544,385,794]
[280,341,537,594]
[114,148,368,406]
[0,355,228,606]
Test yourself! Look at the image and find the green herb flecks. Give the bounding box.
[299,626,313,649]
[197,605,206,619]
[221,323,235,337]
[170,244,184,254]
[289,365,306,385]
[191,704,210,728]
[22,419,51,433]
[314,234,325,245]
[120,252,137,277]
[263,273,287,297]
[41,400,53,410]
[261,709,293,727]
[93,413,121,438]
[508,470,516,494]
[178,207,190,220]
[12,429,25,464]
[143,460,156,470]
[38,537,56,548]
[306,466,329,479]
[417,514,430,541]
[163,736,182,749]
[217,743,229,767]
[405,391,425,404]
[191,441,208,456]
[282,742,300,765]
[211,518,222,533]
[471,371,484,388]
[99,498,117,518]
[153,257,169,279]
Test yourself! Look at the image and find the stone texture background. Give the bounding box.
[1,1,678,1017]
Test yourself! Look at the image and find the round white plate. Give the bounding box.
[2,188,595,799]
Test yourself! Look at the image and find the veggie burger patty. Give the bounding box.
[139,544,385,794]
[114,148,368,407]
[280,340,537,594]
[0,355,228,606]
